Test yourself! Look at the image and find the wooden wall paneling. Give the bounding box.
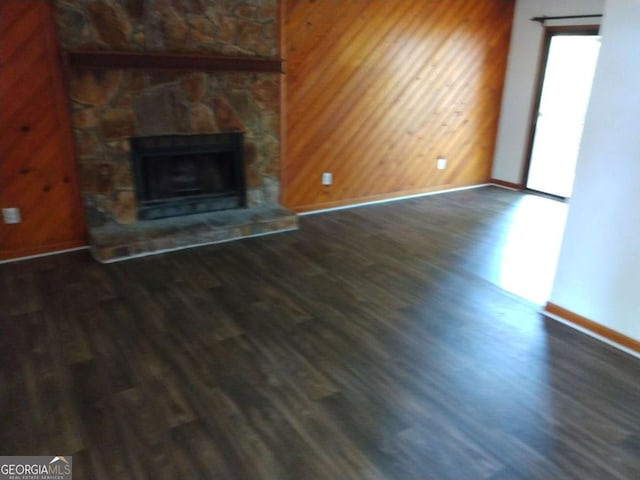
[316,1,490,195]
[331,3,477,197]
[335,3,478,195]
[285,0,451,199]
[283,0,515,211]
[0,0,86,260]
[286,1,420,158]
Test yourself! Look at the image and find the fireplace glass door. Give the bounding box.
[131,133,246,220]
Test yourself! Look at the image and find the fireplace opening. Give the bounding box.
[131,133,246,220]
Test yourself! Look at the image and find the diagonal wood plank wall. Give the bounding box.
[282,0,514,211]
[0,0,86,260]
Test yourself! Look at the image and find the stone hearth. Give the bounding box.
[54,0,295,261]
[90,206,297,262]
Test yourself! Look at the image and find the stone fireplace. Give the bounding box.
[53,0,296,261]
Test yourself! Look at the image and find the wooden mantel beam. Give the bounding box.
[65,50,284,73]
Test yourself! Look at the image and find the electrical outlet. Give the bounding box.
[322,172,333,186]
[437,157,447,170]
[2,208,21,224]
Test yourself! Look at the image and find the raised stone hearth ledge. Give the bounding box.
[89,206,297,263]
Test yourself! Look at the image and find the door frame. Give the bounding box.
[521,25,600,199]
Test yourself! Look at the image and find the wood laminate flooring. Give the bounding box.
[1,186,639,479]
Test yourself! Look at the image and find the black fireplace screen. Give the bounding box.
[130,133,246,220]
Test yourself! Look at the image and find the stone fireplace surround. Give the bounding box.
[54,0,296,262]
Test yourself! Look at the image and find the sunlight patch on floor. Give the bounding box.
[497,195,568,304]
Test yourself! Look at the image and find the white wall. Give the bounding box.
[550,0,640,341]
[491,0,605,183]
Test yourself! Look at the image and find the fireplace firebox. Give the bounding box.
[131,133,246,220]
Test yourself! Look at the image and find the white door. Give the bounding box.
[526,34,601,198]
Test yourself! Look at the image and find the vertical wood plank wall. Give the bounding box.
[0,0,86,260]
[282,0,514,211]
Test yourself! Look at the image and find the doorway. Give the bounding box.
[524,28,601,199]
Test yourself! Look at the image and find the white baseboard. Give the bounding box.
[0,246,89,265]
[299,184,491,216]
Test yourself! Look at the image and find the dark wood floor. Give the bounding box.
[1,186,639,479]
